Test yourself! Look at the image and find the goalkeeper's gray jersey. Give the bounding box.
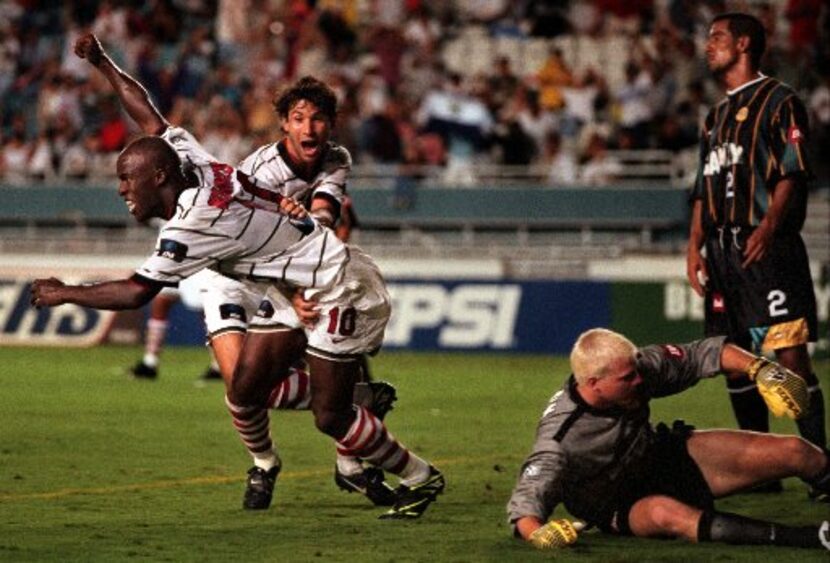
[135,127,348,289]
[506,336,726,527]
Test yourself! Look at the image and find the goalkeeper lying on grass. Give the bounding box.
[508,329,829,550]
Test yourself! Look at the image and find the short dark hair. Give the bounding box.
[273,76,338,124]
[713,12,766,69]
[124,136,185,180]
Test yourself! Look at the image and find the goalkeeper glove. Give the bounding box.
[746,357,809,420]
[529,519,584,550]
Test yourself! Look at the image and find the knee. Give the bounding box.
[780,436,824,473]
[776,436,822,471]
[313,408,351,440]
[630,496,697,540]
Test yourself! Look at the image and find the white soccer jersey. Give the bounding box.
[135,127,349,290]
[237,139,350,209]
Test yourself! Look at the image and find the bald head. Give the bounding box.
[120,135,183,177]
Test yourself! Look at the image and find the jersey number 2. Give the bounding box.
[327,307,357,336]
[767,290,789,317]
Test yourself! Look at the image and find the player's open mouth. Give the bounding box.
[126,200,136,213]
[300,139,319,157]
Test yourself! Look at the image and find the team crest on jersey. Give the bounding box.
[660,344,685,359]
[219,304,247,322]
[523,464,541,478]
[157,239,188,262]
[256,299,275,319]
[735,107,748,122]
[787,125,803,144]
[712,292,725,313]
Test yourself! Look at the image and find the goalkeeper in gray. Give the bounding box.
[508,328,829,551]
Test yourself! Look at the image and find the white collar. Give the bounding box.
[727,73,767,96]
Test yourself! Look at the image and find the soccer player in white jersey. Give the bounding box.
[31,34,445,520]
[70,33,399,508]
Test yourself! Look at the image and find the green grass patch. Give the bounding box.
[0,346,827,561]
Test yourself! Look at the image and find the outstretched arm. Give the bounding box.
[31,277,161,310]
[75,33,168,135]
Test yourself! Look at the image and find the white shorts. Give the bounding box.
[200,271,273,338]
[249,247,391,359]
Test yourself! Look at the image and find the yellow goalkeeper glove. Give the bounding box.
[746,357,809,419]
[529,519,584,550]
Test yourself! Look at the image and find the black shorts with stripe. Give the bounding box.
[703,227,817,352]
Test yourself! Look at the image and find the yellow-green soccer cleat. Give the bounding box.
[379,466,445,520]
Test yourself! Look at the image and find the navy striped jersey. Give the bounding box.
[691,75,812,234]
[136,127,348,288]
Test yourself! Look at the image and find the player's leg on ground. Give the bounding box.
[227,328,307,509]
[629,495,824,547]
[687,429,828,495]
[776,344,826,449]
[132,292,178,378]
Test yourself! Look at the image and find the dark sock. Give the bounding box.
[805,450,830,492]
[796,379,826,448]
[698,510,822,548]
[727,376,769,432]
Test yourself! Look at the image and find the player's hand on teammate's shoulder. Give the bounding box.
[30,277,66,308]
[73,32,104,67]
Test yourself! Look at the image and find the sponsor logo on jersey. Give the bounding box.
[385,283,521,349]
[255,299,275,319]
[787,125,803,144]
[702,142,744,176]
[157,239,188,262]
[712,292,725,313]
[219,303,247,322]
[661,344,685,359]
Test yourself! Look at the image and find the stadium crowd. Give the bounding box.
[0,0,828,186]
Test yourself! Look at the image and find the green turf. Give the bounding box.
[0,346,827,562]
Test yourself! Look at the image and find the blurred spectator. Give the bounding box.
[785,0,823,60]
[96,97,128,152]
[418,73,493,185]
[536,47,573,111]
[545,131,578,186]
[614,60,653,148]
[1,118,32,185]
[488,56,520,113]
[560,68,605,138]
[524,0,571,37]
[514,89,558,162]
[580,131,622,185]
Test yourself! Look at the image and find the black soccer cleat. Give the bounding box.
[200,366,222,381]
[335,466,397,506]
[353,381,397,421]
[130,361,157,380]
[243,465,280,510]
[379,466,445,520]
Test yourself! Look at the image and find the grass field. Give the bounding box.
[0,346,827,562]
